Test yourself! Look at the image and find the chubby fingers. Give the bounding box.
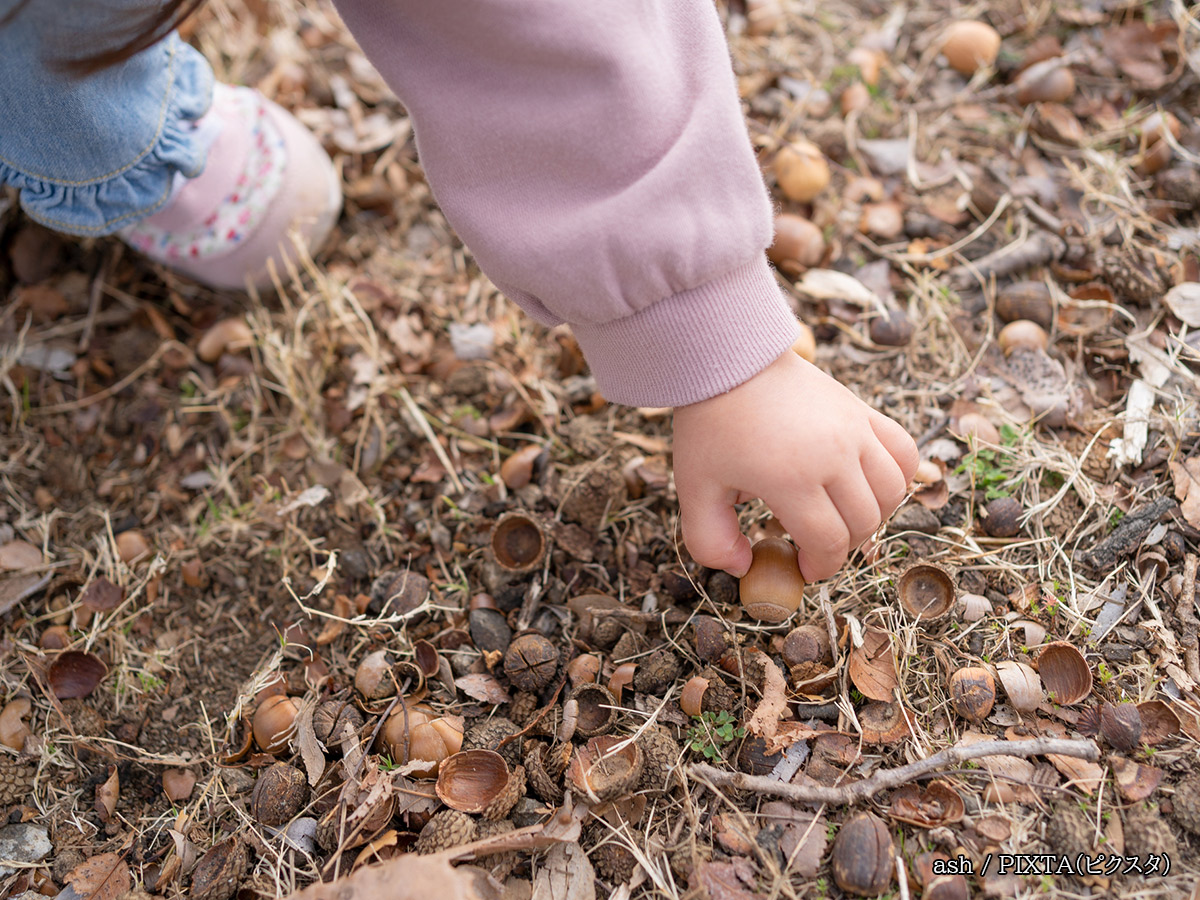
[678,480,753,577]
[772,490,850,582]
[870,412,920,484]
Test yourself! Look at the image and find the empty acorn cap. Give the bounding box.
[1035,641,1092,705]
[739,537,805,623]
[567,735,644,802]
[490,511,547,573]
[571,683,618,738]
[436,749,518,816]
[895,563,956,620]
[679,676,711,718]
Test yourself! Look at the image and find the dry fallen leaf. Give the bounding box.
[531,841,596,900]
[0,540,42,571]
[454,673,512,705]
[848,628,899,702]
[760,802,826,878]
[745,652,789,742]
[67,852,132,900]
[693,859,764,900]
[1169,458,1200,528]
[95,764,119,822]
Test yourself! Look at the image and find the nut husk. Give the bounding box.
[948,667,996,722]
[436,749,525,820]
[1035,641,1092,705]
[251,763,309,826]
[567,735,643,802]
[191,837,248,900]
[995,660,1042,712]
[490,511,547,573]
[831,811,894,896]
[571,683,618,738]
[504,632,560,692]
[1100,701,1143,751]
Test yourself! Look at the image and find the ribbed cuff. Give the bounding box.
[570,257,802,407]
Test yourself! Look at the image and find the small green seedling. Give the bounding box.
[686,710,746,761]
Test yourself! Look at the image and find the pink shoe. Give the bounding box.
[121,84,342,290]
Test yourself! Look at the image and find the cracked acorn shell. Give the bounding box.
[436,749,526,821]
[378,704,464,777]
[739,537,805,623]
[415,809,479,855]
[191,837,248,900]
[568,735,644,802]
[250,763,309,827]
[948,667,996,722]
[1035,642,1092,705]
[504,632,560,692]
[312,699,364,745]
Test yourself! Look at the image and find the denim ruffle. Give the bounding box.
[0,34,214,237]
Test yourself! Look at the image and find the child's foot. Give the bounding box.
[121,84,342,290]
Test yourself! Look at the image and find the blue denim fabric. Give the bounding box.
[0,2,214,235]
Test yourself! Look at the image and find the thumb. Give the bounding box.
[680,487,753,577]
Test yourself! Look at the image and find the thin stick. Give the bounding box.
[690,738,1098,805]
[397,384,465,495]
[1179,555,1200,684]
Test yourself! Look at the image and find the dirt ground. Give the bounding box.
[2,0,1200,898]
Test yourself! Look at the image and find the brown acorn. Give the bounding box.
[831,812,894,896]
[996,281,1054,327]
[980,496,1022,538]
[693,616,729,663]
[377,704,464,777]
[252,694,298,755]
[191,837,248,900]
[869,309,914,346]
[739,537,805,623]
[948,667,996,722]
[782,624,832,669]
[504,633,560,692]
[437,749,526,821]
[250,763,309,827]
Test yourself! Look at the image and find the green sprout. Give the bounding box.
[686,711,746,761]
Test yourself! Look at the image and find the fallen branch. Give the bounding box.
[690,738,1098,805]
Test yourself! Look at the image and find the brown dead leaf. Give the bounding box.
[760,802,825,878]
[68,852,132,900]
[1102,22,1172,90]
[1169,459,1200,528]
[316,594,354,645]
[454,673,511,705]
[1110,755,1163,801]
[81,577,124,612]
[0,540,42,571]
[745,651,789,742]
[693,859,763,900]
[294,697,326,787]
[848,628,898,702]
[95,764,119,821]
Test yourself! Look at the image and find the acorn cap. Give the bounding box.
[415,809,479,855]
[490,511,547,573]
[637,725,682,792]
[571,683,618,738]
[523,741,566,804]
[739,537,805,623]
[463,717,523,768]
[567,735,643,802]
[895,563,956,621]
[1171,776,1200,835]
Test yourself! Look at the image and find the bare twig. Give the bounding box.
[690,738,1098,805]
[1179,555,1200,683]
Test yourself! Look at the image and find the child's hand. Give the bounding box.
[672,350,919,581]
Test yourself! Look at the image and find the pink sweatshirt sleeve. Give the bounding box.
[332,0,800,407]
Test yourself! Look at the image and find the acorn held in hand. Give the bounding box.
[739,537,805,623]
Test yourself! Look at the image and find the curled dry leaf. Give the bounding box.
[0,696,31,750]
[454,673,511,705]
[49,650,108,699]
[889,780,965,827]
[694,859,763,900]
[81,577,124,612]
[848,628,899,702]
[67,852,133,900]
[315,593,354,645]
[1137,700,1181,745]
[96,765,119,822]
[745,651,789,743]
